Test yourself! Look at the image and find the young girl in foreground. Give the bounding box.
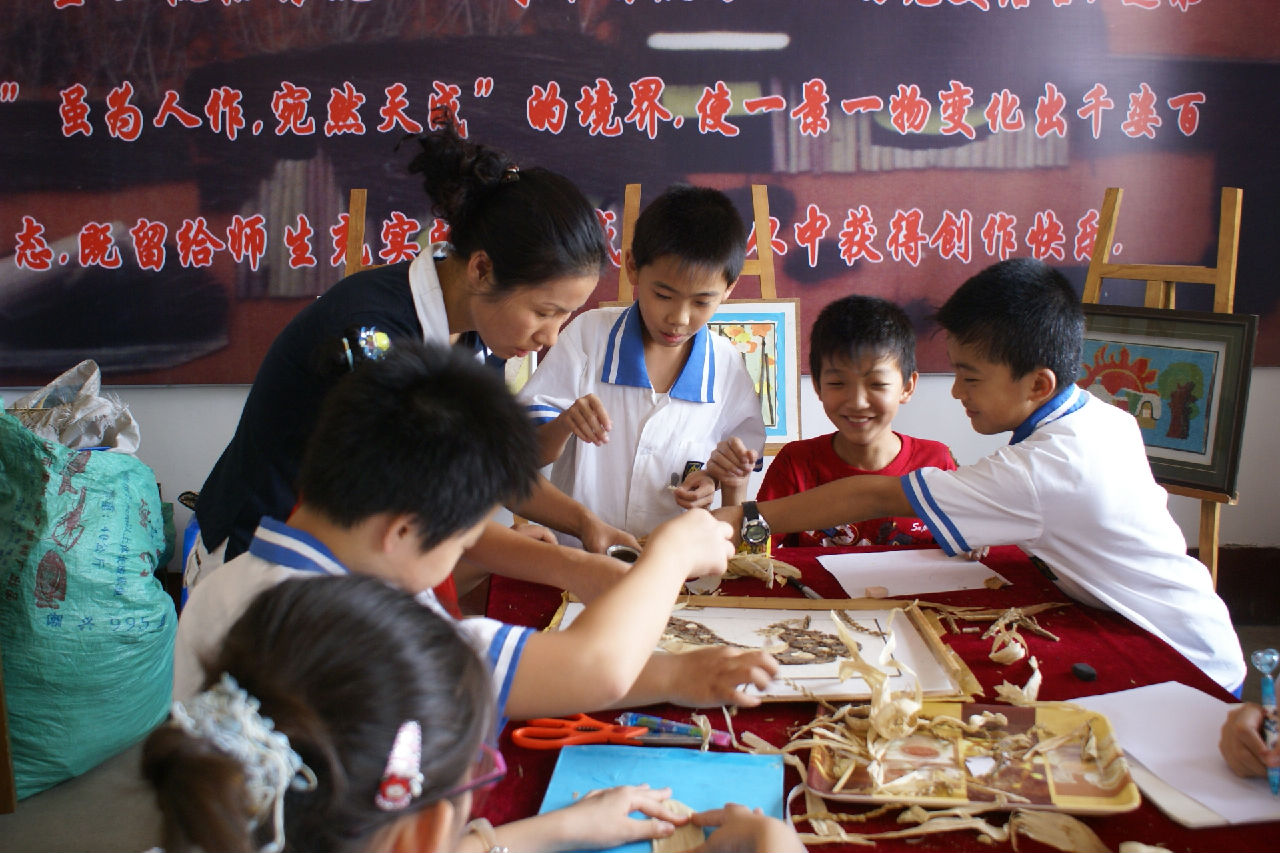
[144,575,802,853]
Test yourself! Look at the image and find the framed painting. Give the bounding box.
[706,299,801,453]
[1079,303,1257,497]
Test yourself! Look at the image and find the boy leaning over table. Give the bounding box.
[175,343,779,721]
[714,257,1246,695]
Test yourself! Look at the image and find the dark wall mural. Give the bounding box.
[2,0,1276,384]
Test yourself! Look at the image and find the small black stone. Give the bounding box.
[1072,662,1097,681]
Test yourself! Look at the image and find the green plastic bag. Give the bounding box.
[0,412,176,799]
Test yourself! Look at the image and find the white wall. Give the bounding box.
[5,367,1278,562]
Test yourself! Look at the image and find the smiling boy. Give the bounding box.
[520,185,766,541]
[748,295,956,548]
[714,258,1245,693]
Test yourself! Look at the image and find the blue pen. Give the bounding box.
[1251,648,1280,796]
[615,712,731,747]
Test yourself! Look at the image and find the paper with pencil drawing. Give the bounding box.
[817,548,1008,597]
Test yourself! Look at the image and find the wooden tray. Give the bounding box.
[805,701,1141,815]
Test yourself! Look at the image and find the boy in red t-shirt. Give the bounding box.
[713,295,956,548]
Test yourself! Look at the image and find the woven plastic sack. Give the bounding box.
[0,412,175,799]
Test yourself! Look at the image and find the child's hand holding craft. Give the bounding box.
[659,646,780,709]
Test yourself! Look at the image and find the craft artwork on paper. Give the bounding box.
[1079,332,1224,463]
[553,599,966,702]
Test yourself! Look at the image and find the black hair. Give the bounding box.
[934,257,1084,387]
[630,185,747,286]
[143,575,493,853]
[407,114,606,293]
[296,341,540,552]
[808,294,917,382]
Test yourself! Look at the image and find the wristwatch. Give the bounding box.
[740,501,771,548]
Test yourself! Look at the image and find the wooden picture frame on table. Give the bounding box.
[1078,303,1256,497]
[550,594,981,703]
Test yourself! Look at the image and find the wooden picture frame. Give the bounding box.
[550,595,980,703]
[1079,303,1256,497]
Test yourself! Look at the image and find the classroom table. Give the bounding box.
[479,545,1276,851]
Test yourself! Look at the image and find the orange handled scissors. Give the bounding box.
[511,713,703,750]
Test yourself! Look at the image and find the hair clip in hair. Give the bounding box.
[501,164,521,183]
[375,720,424,811]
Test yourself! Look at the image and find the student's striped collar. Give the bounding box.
[1009,383,1088,445]
[598,302,716,403]
[246,517,350,576]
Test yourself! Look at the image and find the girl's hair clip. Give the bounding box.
[375,720,424,811]
[501,164,521,183]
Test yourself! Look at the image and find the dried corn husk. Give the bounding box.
[994,656,1042,705]
[1008,809,1109,852]
[725,553,802,588]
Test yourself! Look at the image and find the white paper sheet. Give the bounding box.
[1074,681,1280,826]
[816,548,1008,597]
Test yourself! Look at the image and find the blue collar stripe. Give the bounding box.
[1010,384,1087,445]
[901,471,970,556]
[599,303,715,402]
[601,306,645,387]
[669,327,715,403]
[247,518,349,575]
[525,403,561,425]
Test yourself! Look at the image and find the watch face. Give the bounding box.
[743,520,769,544]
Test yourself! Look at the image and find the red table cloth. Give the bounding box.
[479,545,1275,852]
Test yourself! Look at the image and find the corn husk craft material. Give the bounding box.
[710,613,1140,850]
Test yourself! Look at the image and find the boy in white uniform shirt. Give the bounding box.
[521,186,766,541]
[175,343,779,720]
[715,258,1245,694]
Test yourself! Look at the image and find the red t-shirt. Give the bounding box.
[756,432,957,548]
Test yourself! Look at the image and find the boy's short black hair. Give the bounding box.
[809,295,917,382]
[630,185,747,286]
[935,257,1084,387]
[297,342,539,552]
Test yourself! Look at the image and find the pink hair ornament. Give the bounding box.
[375,720,424,811]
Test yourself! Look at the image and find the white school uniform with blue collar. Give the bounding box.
[901,384,1245,693]
[520,304,765,541]
[172,518,533,715]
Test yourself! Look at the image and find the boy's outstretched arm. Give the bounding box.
[460,520,628,603]
[504,510,734,719]
[508,474,639,553]
[535,393,613,465]
[712,473,911,540]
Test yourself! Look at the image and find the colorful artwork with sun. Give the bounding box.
[1079,334,1224,461]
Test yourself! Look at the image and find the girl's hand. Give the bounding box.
[690,803,805,852]
[557,785,688,849]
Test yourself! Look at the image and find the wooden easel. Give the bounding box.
[345,187,373,276]
[1082,186,1243,586]
[617,183,778,301]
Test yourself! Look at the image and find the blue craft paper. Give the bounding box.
[537,745,785,853]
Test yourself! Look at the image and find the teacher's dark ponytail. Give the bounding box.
[407,111,606,293]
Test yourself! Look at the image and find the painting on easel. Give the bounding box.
[706,299,801,453]
[1080,303,1256,496]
